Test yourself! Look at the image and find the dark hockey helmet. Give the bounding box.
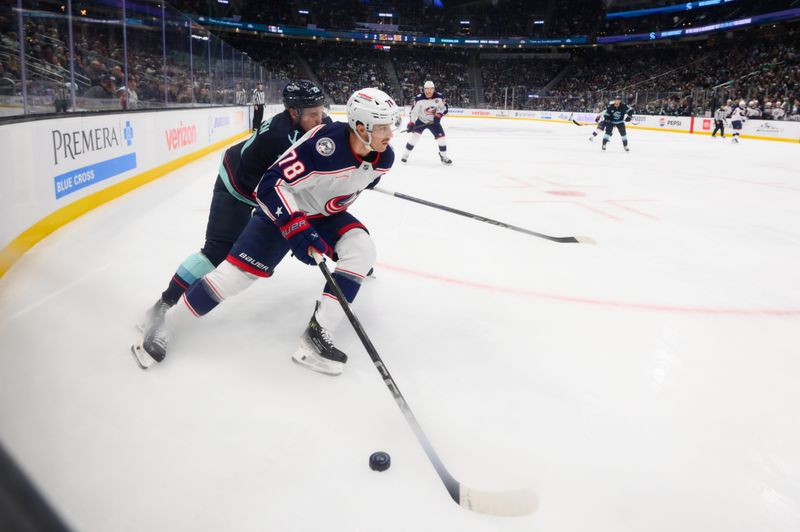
[282,80,326,110]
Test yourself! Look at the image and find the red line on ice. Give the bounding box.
[375,263,800,317]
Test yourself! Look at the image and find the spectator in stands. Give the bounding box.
[117,76,139,110]
[0,62,15,95]
[111,65,125,85]
[84,75,117,99]
[86,59,106,85]
[790,98,800,120]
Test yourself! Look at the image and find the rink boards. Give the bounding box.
[2,103,796,278]
[0,105,256,277]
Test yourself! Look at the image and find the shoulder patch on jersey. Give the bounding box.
[315,137,336,156]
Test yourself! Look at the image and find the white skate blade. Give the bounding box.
[291,341,343,376]
[130,343,156,370]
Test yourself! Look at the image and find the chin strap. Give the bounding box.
[354,127,373,151]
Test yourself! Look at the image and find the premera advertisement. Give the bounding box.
[1,106,250,274]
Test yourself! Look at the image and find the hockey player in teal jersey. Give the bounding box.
[132,88,402,376]
[138,81,330,330]
[601,96,634,152]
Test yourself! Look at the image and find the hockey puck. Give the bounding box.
[369,451,391,472]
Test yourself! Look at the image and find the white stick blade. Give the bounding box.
[459,487,538,517]
[575,236,597,245]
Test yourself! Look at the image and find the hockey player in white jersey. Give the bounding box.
[745,100,762,119]
[730,100,747,143]
[401,80,452,165]
[131,88,401,376]
[771,101,786,120]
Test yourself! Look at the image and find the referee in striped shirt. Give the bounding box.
[251,83,265,130]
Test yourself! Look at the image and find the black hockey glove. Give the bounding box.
[625,115,632,122]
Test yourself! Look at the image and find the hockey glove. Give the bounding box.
[624,115,632,122]
[434,113,443,123]
[406,121,415,132]
[280,213,332,266]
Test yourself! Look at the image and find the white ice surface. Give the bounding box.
[1,118,799,532]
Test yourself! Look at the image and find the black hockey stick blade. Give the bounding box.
[569,113,590,126]
[372,187,596,244]
[311,252,538,516]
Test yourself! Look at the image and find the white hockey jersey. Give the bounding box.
[745,107,762,118]
[730,106,747,122]
[409,91,448,124]
[256,122,394,224]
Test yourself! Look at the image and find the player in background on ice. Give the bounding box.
[401,80,452,165]
[137,81,330,332]
[601,96,634,152]
[589,108,607,141]
[712,105,727,138]
[251,82,266,131]
[730,100,747,143]
[132,88,401,377]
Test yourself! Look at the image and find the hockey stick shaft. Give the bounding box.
[311,253,461,503]
[372,187,595,244]
[401,122,434,134]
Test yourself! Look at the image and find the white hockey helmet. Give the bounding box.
[346,88,402,148]
[424,80,435,89]
[739,100,746,108]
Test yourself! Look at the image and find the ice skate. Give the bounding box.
[624,146,630,152]
[292,306,347,376]
[439,153,453,165]
[136,297,171,332]
[131,313,170,369]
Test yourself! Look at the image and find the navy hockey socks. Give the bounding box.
[182,279,222,317]
[323,271,361,304]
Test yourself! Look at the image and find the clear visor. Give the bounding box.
[367,111,402,133]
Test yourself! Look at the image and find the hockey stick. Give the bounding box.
[311,251,538,517]
[568,113,593,127]
[372,187,596,244]
[401,122,433,135]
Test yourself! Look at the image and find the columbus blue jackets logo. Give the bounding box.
[315,137,335,156]
[325,193,358,214]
